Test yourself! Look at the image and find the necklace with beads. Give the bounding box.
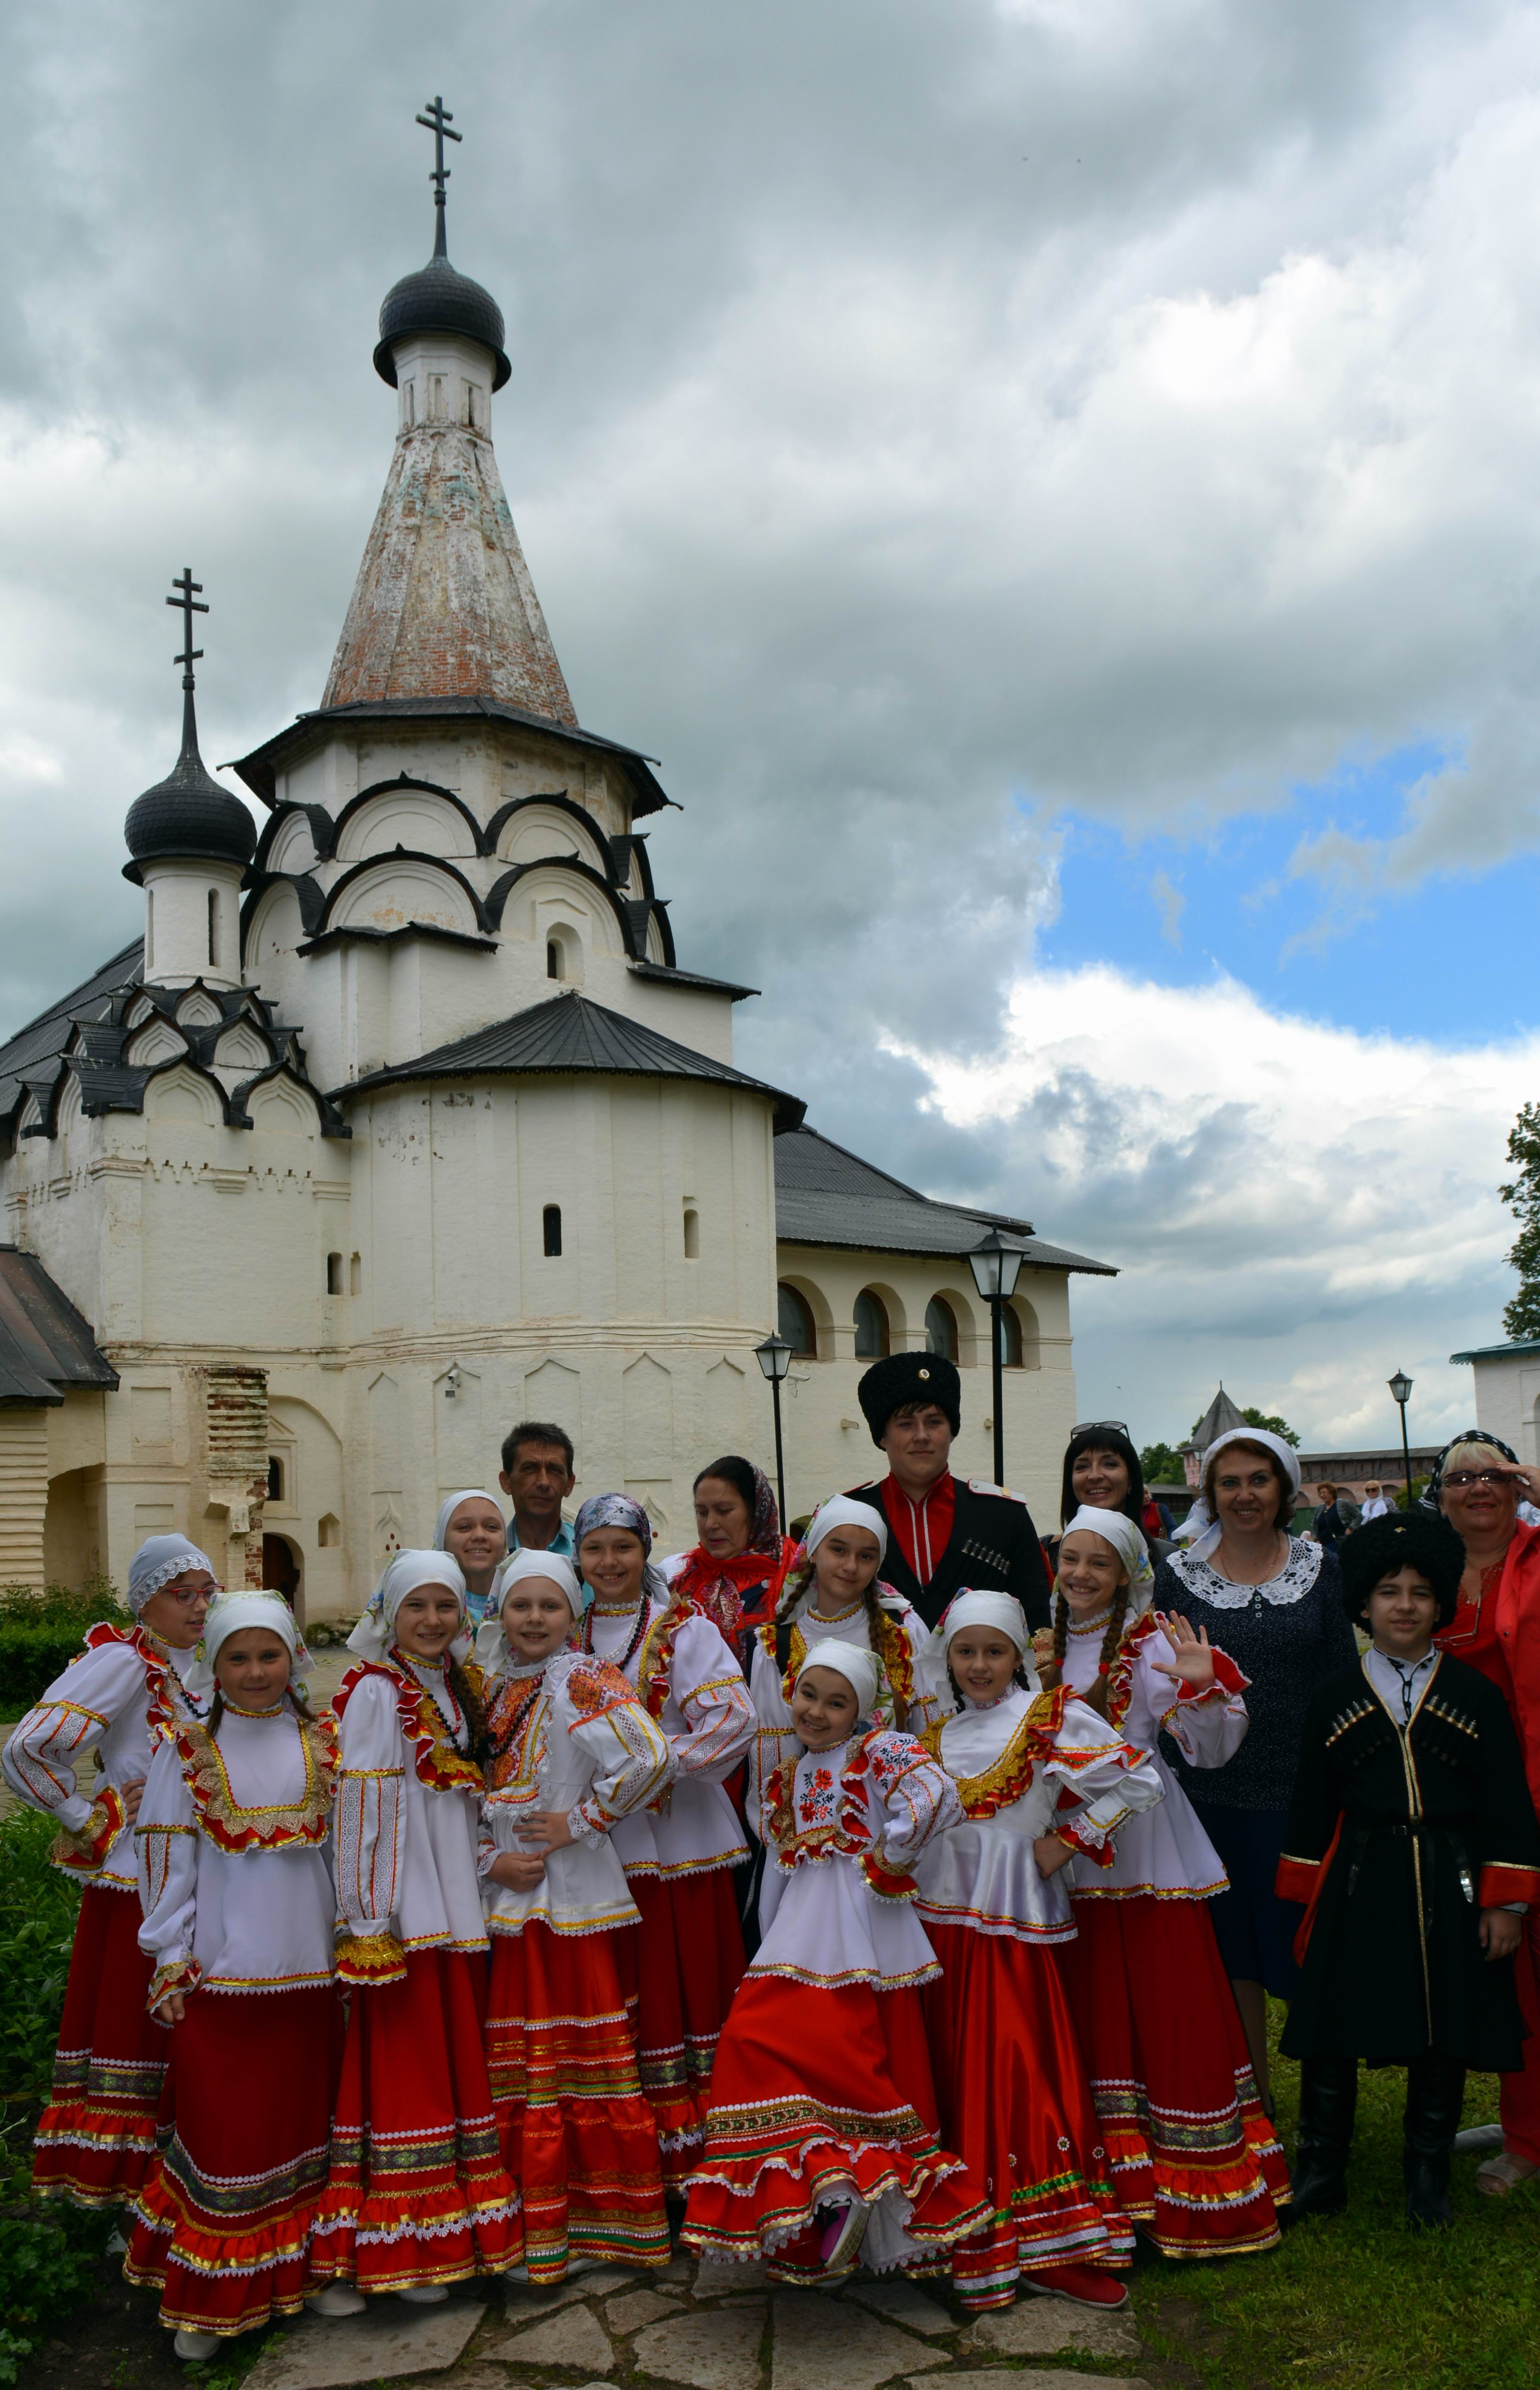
[581,1595,652,1674]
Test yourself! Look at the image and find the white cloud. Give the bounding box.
[884,963,1529,1450]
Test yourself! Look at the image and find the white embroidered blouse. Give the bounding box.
[332,1651,488,1957]
[134,1702,338,2003]
[479,1649,674,1938]
[582,1597,753,1878]
[747,1587,944,1833]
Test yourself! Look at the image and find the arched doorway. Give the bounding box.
[262,1532,304,1625]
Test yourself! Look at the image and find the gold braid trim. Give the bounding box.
[174,1710,338,1852]
[335,1930,408,1986]
[50,1783,127,1875]
[920,1688,1067,1817]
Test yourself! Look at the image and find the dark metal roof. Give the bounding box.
[0,1247,119,1408]
[374,251,511,391]
[1183,1387,1249,1453]
[230,697,673,820]
[124,694,257,880]
[628,960,759,1002]
[333,989,807,1133]
[773,1126,1115,1273]
[0,940,143,1126]
[1450,1339,1540,1363]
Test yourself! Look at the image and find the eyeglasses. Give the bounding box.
[1441,1470,1520,1490]
[1073,1421,1130,1439]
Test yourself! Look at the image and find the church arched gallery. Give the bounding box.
[0,135,1112,1614]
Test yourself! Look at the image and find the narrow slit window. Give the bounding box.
[683,1206,700,1258]
[326,1251,344,1295]
[543,1204,562,1258]
[145,889,155,972]
[546,939,563,981]
[349,1252,362,1296]
[266,1455,283,1501]
[207,888,219,968]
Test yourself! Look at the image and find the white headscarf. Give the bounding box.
[126,1534,217,1617]
[793,1637,881,1723]
[473,1549,584,1678]
[925,1588,1032,1669]
[433,1489,506,1550]
[347,1549,470,1664]
[185,1591,310,1705]
[804,1496,888,1564]
[1173,1429,1303,1566]
[1060,1505,1156,1614]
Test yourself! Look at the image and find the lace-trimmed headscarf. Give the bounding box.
[1173,1429,1302,1566]
[347,1549,471,1664]
[573,1493,671,1606]
[126,1534,217,1617]
[184,1591,311,1704]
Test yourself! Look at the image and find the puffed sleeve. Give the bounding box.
[135,1735,200,2006]
[333,1674,408,1984]
[666,1613,754,1781]
[565,1675,675,1846]
[862,1729,963,1869]
[2,1639,145,1839]
[1045,1693,1166,1865]
[1140,1627,1251,1770]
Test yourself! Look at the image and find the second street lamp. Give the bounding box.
[1388,1369,1414,1511]
[755,1332,793,1528]
[967,1230,1026,1488]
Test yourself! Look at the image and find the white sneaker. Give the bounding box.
[307,2283,367,2317]
[503,2264,529,2284]
[563,2256,601,2279]
[172,2328,222,2362]
[398,2285,449,2305]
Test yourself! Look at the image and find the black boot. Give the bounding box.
[1404,2051,1466,2229]
[1289,2058,1357,2219]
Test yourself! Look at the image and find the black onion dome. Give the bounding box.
[123,732,257,885]
[374,251,511,391]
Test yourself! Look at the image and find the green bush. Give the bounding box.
[0,1578,122,1715]
[0,1807,81,2108]
[0,2160,100,2387]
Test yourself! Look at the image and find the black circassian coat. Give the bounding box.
[843,1474,1051,1633]
[1278,1651,1540,2069]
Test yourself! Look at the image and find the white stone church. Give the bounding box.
[0,168,1112,1620]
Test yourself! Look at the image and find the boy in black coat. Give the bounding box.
[1276,1511,1540,2226]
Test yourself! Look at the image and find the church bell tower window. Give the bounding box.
[546,939,563,981]
[543,1205,562,1258]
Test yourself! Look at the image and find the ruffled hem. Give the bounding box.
[309,2187,522,2287]
[32,2106,159,2206]
[683,2133,983,2261]
[124,2189,319,2333]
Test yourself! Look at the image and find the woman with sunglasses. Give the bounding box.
[2,1535,216,2210]
[1051,1424,1174,1569]
[1429,1433,1540,2197]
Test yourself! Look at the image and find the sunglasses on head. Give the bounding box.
[1073,1421,1130,1440]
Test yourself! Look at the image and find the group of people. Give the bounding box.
[5,1357,1540,2358]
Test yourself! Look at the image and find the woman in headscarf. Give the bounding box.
[1151,1427,1358,2114]
[310,1551,518,2297]
[433,1490,510,1626]
[477,1550,675,2283]
[3,1534,215,2210]
[574,1494,755,2186]
[123,1591,340,2356]
[682,1640,988,2284]
[661,1457,797,1643]
[1428,1430,1540,2196]
[1040,1508,1288,2256]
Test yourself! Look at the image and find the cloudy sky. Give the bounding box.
[4,0,1539,1456]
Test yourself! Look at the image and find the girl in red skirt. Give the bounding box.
[123,1593,339,2359]
[1037,1507,1289,2256]
[477,1551,676,2281]
[311,1551,519,2298]
[574,1493,755,2182]
[914,1590,1164,2312]
[684,1640,988,2282]
[3,1534,214,2210]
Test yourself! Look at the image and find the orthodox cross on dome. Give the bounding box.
[415,94,462,259]
[167,567,208,693]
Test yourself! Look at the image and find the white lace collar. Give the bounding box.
[1164,1534,1323,1610]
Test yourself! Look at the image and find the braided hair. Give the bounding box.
[1035,1583,1132,1721]
[447,1652,487,1753]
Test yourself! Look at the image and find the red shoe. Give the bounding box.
[1023,2263,1129,2310]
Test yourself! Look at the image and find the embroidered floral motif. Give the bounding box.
[796,1764,838,1828]
[765,1730,923,1902]
[565,1656,644,1721]
[174,1710,337,1852]
[484,1672,547,1790]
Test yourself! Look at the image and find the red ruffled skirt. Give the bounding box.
[124,1987,340,2335]
[310,1948,520,2289]
[485,1919,670,2281]
[616,1871,746,2184]
[1059,1895,1288,2257]
[682,1972,988,2280]
[33,1884,167,2209]
[922,1923,1133,2308]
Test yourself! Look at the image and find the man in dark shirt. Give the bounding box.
[845,1350,1051,1632]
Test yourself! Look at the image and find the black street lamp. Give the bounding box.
[1388,1369,1415,1510]
[967,1230,1026,1488]
[755,1333,793,1528]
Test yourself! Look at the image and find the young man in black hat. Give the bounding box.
[845,1350,1051,1632]
[1278,1510,1540,2227]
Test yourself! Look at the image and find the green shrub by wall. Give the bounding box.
[0,1580,122,1716]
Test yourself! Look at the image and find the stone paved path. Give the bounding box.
[241,2253,1151,2390]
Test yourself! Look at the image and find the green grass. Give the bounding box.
[1123,2005,1539,2390]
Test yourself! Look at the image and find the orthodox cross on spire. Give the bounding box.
[415,94,462,259]
[167,567,208,691]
